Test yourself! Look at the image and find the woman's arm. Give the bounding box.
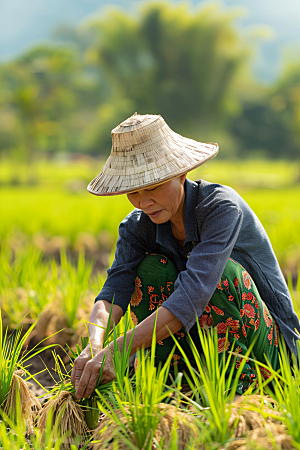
[74,306,182,399]
[71,300,123,391]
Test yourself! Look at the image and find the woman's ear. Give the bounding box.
[180,173,187,185]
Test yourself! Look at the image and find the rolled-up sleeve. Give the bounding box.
[95,211,148,313]
[162,195,244,331]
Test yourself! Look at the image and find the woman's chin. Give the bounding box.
[148,212,169,224]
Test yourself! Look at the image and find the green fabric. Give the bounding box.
[130,254,280,394]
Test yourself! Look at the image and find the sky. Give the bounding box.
[0,0,300,81]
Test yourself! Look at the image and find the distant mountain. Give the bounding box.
[1,0,300,81]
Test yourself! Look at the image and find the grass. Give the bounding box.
[0,158,299,274]
[0,302,299,449]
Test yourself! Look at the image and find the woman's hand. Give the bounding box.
[71,344,100,394]
[73,347,116,400]
[70,300,123,398]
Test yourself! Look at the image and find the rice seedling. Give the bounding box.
[3,370,41,428]
[59,249,94,330]
[92,316,197,450]
[0,308,59,432]
[167,323,262,448]
[0,240,98,342]
[257,336,300,449]
[0,402,66,450]
[37,307,134,445]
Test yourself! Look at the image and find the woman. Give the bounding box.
[71,113,300,400]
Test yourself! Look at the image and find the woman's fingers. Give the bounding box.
[75,359,103,400]
[73,349,116,400]
[71,354,89,388]
[75,360,93,399]
[82,369,102,399]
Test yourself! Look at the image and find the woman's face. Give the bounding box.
[126,174,186,224]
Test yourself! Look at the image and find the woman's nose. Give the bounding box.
[138,191,154,210]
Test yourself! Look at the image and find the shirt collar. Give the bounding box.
[156,178,200,250]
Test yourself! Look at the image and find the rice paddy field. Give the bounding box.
[1,156,300,449]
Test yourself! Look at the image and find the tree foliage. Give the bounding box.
[0,1,300,160]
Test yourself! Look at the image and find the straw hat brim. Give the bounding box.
[87,145,218,196]
[87,112,219,196]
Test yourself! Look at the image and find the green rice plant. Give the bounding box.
[0,239,62,326]
[259,336,300,449]
[168,323,258,448]
[287,269,300,319]
[58,249,94,330]
[0,400,66,450]
[0,240,97,336]
[0,308,59,428]
[93,316,183,450]
[38,307,134,437]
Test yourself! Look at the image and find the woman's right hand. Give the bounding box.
[71,343,102,392]
[70,300,123,392]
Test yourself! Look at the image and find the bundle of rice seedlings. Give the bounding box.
[224,422,294,450]
[229,394,282,437]
[0,309,57,429]
[223,395,294,450]
[91,319,198,450]
[4,370,41,431]
[37,390,89,444]
[37,307,134,442]
[92,403,197,450]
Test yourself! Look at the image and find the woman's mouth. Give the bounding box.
[147,210,162,218]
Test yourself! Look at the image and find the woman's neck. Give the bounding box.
[170,193,186,248]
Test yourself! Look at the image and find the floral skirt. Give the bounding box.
[130,254,280,394]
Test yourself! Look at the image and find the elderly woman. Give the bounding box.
[71,113,300,400]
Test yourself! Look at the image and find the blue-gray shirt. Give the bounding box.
[96,178,300,354]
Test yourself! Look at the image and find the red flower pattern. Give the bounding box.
[242,271,252,290]
[244,304,256,319]
[260,367,271,379]
[166,281,173,296]
[217,322,227,334]
[274,321,279,347]
[246,292,253,301]
[217,279,223,290]
[199,314,213,328]
[263,303,271,327]
[234,278,239,287]
[218,337,230,354]
[268,324,273,344]
[130,311,138,326]
[255,318,259,331]
[211,305,224,316]
[131,277,143,307]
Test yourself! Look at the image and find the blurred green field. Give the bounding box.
[1,157,299,273]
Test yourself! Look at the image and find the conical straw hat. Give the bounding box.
[87,113,219,196]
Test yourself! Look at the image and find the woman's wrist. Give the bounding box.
[86,338,103,355]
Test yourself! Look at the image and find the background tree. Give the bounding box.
[1,1,300,160]
[80,2,251,154]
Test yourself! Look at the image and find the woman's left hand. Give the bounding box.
[74,347,115,400]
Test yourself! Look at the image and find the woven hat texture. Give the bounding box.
[87,112,219,196]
